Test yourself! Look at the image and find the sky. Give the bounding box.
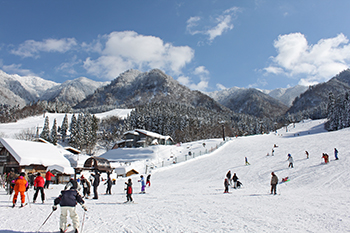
[1,0,350,92]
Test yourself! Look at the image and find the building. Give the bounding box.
[0,138,74,183]
[113,129,174,149]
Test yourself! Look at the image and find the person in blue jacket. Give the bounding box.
[334,148,339,160]
[138,175,146,193]
[53,187,87,233]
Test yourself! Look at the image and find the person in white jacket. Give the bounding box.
[287,154,294,168]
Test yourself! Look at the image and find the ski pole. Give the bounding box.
[36,210,54,233]
[81,211,86,233]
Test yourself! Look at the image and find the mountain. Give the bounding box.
[208,87,288,118]
[288,69,350,114]
[262,85,308,107]
[0,70,59,107]
[0,69,109,107]
[40,77,110,106]
[75,69,228,112]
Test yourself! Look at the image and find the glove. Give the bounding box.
[82,204,87,211]
[52,205,57,211]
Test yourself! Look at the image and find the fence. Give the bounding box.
[144,137,232,173]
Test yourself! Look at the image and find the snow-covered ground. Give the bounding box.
[1,118,350,232]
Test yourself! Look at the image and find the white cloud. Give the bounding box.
[11,38,77,58]
[1,63,36,76]
[56,55,82,75]
[216,83,227,90]
[187,7,240,43]
[83,31,194,80]
[265,32,350,86]
[177,66,210,91]
[194,66,209,76]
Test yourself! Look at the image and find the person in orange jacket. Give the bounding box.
[12,172,28,208]
[44,170,55,189]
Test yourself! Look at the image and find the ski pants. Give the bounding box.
[33,187,45,202]
[271,184,277,194]
[141,185,146,192]
[60,206,80,231]
[13,190,25,204]
[146,181,151,187]
[127,194,133,202]
[93,185,98,199]
[83,187,89,197]
[44,180,51,189]
[106,185,112,194]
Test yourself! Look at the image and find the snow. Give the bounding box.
[1,118,350,232]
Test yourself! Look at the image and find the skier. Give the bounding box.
[64,178,81,191]
[270,172,278,195]
[91,171,100,199]
[105,172,112,195]
[28,172,35,188]
[334,148,339,160]
[33,172,45,203]
[322,153,329,164]
[44,170,55,189]
[52,186,87,233]
[7,169,17,195]
[146,174,151,187]
[305,151,309,159]
[138,175,146,193]
[232,173,239,189]
[271,149,275,156]
[245,157,250,165]
[80,175,91,199]
[12,172,28,207]
[224,178,229,193]
[287,154,294,168]
[125,178,133,202]
[226,171,232,185]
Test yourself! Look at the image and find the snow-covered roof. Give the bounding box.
[123,129,173,141]
[0,138,74,174]
[47,164,74,174]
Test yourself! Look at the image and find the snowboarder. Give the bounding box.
[146,174,151,187]
[226,171,232,185]
[53,186,87,233]
[44,170,54,189]
[105,172,112,195]
[125,178,133,202]
[80,175,91,198]
[287,154,294,168]
[138,175,146,193]
[322,153,329,164]
[232,173,239,189]
[270,172,278,195]
[12,172,28,207]
[305,151,309,159]
[334,148,339,160]
[224,178,229,193]
[245,157,250,165]
[91,171,100,199]
[33,172,45,204]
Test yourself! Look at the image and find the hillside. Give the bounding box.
[1,119,349,232]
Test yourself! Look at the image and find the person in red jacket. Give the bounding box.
[44,170,55,189]
[125,178,133,203]
[33,172,45,203]
[12,172,28,207]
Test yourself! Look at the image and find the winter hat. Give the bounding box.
[37,172,41,176]
[20,172,25,177]
[81,175,84,179]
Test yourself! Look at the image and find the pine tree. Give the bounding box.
[40,116,50,141]
[51,118,58,145]
[69,114,78,148]
[61,114,69,142]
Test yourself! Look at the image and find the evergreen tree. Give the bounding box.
[61,114,69,142]
[69,114,78,148]
[40,116,50,141]
[51,118,58,145]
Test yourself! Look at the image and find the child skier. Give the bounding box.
[146,174,151,187]
[80,175,91,199]
[53,186,87,233]
[138,175,146,193]
[224,178,229,193]
[287,154,294,168]
[125,178,133,202]
[12,172,28,207]
[322,153,329,164]
[33,172,45,203]
[245,157,250,165]
[105,173,112,195]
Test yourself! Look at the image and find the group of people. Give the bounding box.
[224,171,241,193]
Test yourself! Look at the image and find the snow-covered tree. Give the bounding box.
[60,114,69,142]
[40,116,50,141]
[51,118,58,145]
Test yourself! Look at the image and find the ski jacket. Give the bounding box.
[125,182,133,194]
[224,178,229,187]
[138,177,146,186]
[54,189,84,207]
[232,174,239,182]
[92,173,100,187]
[146,175,151,182]
[226,171,231,180]
[45,171,54,181]
[81,178,91,188]
[271,175,278,185]
[34,176,45,188]
[287,157,294,163]
[65,179,81,191]
[13,176,28,192]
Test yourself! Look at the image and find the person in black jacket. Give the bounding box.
[53,188,87,233]
[105,172,112,195]
[125,178,133,203]
[91,171,100,199]
[232,173,239,189]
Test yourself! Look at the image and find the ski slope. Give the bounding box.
[1,119,350,232]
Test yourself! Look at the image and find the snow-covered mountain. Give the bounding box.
[208,87,289,118]
[261,85,308,107]
[0,69,109,107]
[75,69,227,112]
[40,77,109,105]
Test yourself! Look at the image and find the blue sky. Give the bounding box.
[1,0,350,91]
